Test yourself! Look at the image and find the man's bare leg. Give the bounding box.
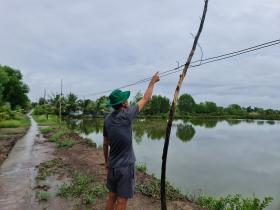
[115,197,128,210]
[106,192,117,210]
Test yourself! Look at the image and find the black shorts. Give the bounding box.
[106,163,135,198]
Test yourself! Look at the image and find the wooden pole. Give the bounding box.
[160,1,209,209]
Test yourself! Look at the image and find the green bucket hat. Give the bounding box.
[107,89,130,107]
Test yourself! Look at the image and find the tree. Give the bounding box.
[49,94,61,115]
[0,69,8,105]
[0,65,30,109]
[95,96,110,115]
[204,101,218,113]
[195,101,217,114]
[38,97,47,105]
[177,94,196,114]
[149,95,170,115]
[66,93,78,114]
[225,104,245,115]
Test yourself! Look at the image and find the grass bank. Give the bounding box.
[32,114,58,126]
[0,114,31,165]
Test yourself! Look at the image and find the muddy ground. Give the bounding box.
[35,128,203,210]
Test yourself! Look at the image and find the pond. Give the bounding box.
[66,118,280,209]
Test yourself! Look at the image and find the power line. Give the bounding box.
[82,39,280,97]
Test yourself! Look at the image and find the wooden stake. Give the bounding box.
[160,1,209,209]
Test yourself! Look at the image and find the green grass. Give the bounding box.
[49,130,69,142]
[47,129,76,148]
[136,174,184,200]
[40,126,55,134]
[32,114,58,126]
[36,191,51,201]
[57,139,76,148]
[136,162,147,173]
[196,194,273,210]
[58,172,107,205]
[0,116,30,128]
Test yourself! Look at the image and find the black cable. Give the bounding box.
[160,41,280,78]
[82,39,280,97]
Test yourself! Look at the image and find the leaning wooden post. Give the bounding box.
[160,1,209,209]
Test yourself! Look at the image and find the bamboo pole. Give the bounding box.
[160,1,209,209]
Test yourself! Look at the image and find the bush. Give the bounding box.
[196,194,273,210]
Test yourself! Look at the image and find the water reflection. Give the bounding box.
[133,120,166,141]
[257,120,265,125]
[267,120,275,125]
[225,119,242,126]
[188,119,219,128]
[245,119,255,124]
[65,118,278,144]
[176,123,196,142]
[65,118,103,134]
[66,118,197,143]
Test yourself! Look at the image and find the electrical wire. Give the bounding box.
[82,39,280,97]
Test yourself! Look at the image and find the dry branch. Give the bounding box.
[160,1,209,209]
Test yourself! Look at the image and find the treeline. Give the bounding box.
[176,93,280,119]
[33,91,280,120]
[33,93,109,117]
[0,65,30,120]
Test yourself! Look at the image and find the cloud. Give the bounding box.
[0,0,279,108]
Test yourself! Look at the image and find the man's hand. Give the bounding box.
[151,72,160,84]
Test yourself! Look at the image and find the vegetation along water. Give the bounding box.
[1,65,279,209]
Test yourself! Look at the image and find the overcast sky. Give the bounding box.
[0,0,279,108]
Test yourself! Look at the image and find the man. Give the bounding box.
[103,72,160,210]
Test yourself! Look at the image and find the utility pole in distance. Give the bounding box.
[59,79,63,125]
[43,89,46,103]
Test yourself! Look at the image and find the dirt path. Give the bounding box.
[0,116,203,210]
[0,116,55,210]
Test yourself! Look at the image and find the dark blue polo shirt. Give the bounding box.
[103,105,139,168]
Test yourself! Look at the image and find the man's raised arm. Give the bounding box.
[138,72,160,111]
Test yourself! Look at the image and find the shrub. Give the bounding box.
[196,194,273,210]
